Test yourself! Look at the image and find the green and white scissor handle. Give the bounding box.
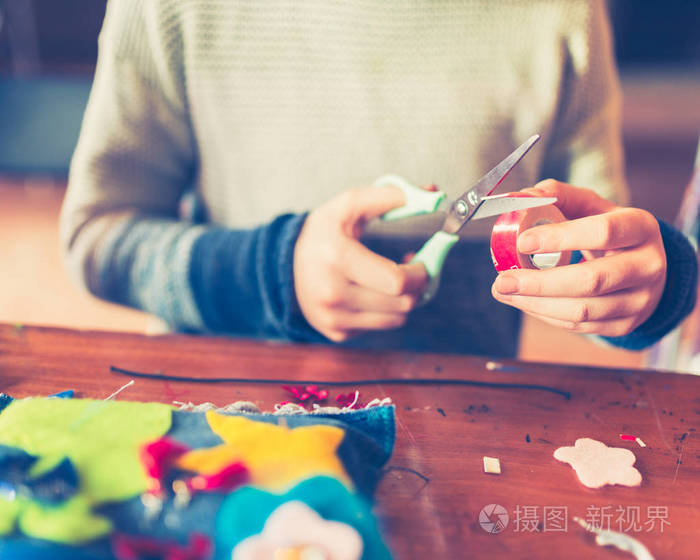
[373,134,557,303]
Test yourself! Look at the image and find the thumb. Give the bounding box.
[339,184,406,238]
[524,179,616,220]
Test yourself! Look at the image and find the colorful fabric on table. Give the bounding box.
[0,397,395,559]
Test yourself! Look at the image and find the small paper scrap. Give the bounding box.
[553,438,642,489]
[483,456,501,474]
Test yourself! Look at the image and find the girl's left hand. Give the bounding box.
[491,180,667,337]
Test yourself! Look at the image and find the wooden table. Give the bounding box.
[1,325,698,559]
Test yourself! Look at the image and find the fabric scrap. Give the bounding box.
[553,438,642,488]
[482,456,501,475]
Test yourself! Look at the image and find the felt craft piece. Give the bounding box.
[0,394,13,414]
[0,398,172,502]
[232,500,362,560]
[49,390,75,399]
[111,531,212,560]
[23,458,80,504]
[18,495,113,544]
[140,438,189,495]
[216,476,391,560]
[168,408,395,497]
[0,536,115,560]
[0,398,172,543]
[553,438,642,489]
[0,399,395,559]
[94,409,395,551]
[0,445,79,505]
[0,497,21,535]
[175,413,351,492]
[184,461,248,494]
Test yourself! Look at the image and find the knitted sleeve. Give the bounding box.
[600,220,698,350]
[541,0,628,206]
[59,0,318,339]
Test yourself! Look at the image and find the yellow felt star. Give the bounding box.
[176,413,351,492]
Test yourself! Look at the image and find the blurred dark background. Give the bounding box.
[2,1,700,73]
[0,0,698,367]
[1,0,699,190]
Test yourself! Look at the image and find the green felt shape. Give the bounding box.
[0,496,21,535]
[0,398,172,504]
[19,495,112,544]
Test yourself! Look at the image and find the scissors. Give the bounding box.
[374,134,556,303]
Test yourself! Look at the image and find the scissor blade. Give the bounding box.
[442,134,540,234]
[470,195,557,220]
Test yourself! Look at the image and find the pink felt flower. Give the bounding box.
[553,438,643,489]
[232,501,362,560]
[281,385,329,405]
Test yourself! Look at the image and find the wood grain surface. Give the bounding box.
[1,324,698,559]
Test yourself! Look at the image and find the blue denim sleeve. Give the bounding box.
[188,213,322,341]
[96,212,320,340]
[601,219,698,350]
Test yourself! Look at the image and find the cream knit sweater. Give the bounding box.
[59,0,631,353]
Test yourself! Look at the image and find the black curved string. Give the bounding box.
[109,365,571,400]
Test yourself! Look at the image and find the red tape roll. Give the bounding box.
[490,195,571,272]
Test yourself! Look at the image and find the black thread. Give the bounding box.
[109,366,571,399]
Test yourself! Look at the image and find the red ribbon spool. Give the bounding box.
[490,194,571,272]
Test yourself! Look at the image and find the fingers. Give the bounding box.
[294,183,431,342]
[309,279,423,342]
[324,282,419,313]
[339,239,427,295]
[492,250,665,337]
[333,185,406,236]
[521,179,616,220]
[520,309,640,338]
[516,207,660,254]
[492,283,653,324]
[492,180,667,338]
[321,310,411,342]
[493,248,666,298]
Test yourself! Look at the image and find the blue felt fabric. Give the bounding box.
[167,411,225,449]
[215,476,392,560]
[0,445,78,504]
[0,537,112,560]
[49,390,75,399]
[0,395,13,414]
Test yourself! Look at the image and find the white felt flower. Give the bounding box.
[232,501,363,560]
[553,438,642,489]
